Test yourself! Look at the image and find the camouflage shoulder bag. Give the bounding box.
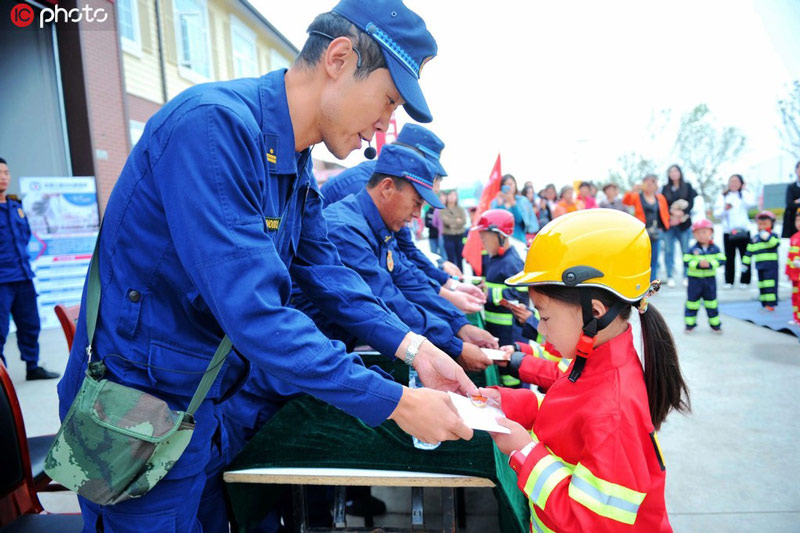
[44,237,232,505]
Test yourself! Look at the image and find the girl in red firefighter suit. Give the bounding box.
[481,209,690,532]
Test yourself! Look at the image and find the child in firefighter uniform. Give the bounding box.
[787,210,800,326]
[472,209,529,385]
[473,209,529,346]
[684,219,726,333]
[744,210,781,310]
[480,209,690,532]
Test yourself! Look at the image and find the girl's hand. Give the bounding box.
[477,387,502,407]
[489,417,534,456]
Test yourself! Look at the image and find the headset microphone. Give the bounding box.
[363,140,377,160]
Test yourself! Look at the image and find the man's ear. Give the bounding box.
[324,36,356,80]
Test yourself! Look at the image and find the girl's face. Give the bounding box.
[728,176,742,191]
[447,191,458,206]
[668,166,681,182]
[531,291,583,358]
[503,178,517,196]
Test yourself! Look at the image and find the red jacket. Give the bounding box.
[500,327,671,532]
[786,232,800,281]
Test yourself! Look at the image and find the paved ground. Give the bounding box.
[4,247,799,531]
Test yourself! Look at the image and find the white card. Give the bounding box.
[447,392,510,434]
[481,348,510,361]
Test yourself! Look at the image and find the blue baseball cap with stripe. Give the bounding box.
[374,144,444,208]
[332,0,437,123]
[396,124,447,176]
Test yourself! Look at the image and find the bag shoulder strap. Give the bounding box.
[86,226,231,417]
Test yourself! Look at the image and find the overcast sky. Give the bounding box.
[251,0,800,190]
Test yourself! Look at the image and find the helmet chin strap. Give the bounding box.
[568,290,627,383]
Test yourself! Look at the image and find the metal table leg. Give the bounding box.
[442,488,456,533]
[411,487,424,530]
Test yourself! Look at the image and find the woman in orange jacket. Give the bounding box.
[623,174,670,281]
[483,209,690,532]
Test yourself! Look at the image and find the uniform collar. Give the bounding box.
[356,189,394,245]
[585,325,637,371]
[259,69,310,175]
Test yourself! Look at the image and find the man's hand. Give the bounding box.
[442,289,483,314]
[510,304,533,325]
[389,387,473,444]
[441,261,463,277]
[490,418,535,456]
[698,259,710,268]
[411,338,478,397]
[457,342,493,372]
[457,324,499,349]
[453,280,486,302]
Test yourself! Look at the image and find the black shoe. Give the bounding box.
[346,495,387,517]
[26,367,60,380]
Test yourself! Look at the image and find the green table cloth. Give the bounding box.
[226,313,529,532]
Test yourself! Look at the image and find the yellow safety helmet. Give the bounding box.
[506,209,652,302]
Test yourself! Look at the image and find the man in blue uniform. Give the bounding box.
[56,2,477,531]
[299,144,494,371]
[321,124,486,310]
[0,157,59,380]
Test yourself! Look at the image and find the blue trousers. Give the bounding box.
[756,264,779,307]
[663,227,691,279]
[685,277,720,329]
[649,236,661,282]
[0,280,40,369]
[443,234,464,271]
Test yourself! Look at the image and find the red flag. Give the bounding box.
[375,114,398,155]
[462,154,502,275]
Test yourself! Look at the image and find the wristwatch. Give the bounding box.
[404,333,426,366]
[509,441,537,474]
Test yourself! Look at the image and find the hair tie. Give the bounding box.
[637,280,662,314]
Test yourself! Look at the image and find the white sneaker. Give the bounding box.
[723,283,733,289]
[682,278,689,287]
[667,279,676,288]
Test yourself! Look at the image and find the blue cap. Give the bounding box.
[396,124,447,176]
[332,0,437,123]
[374,144,444,209]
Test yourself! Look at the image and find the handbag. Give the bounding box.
[44,235,232,506]
[728,227,750,243]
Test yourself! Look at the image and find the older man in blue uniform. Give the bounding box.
[56,2,477,531]
[0,157,59,380]
[297,144,494,371]
[322,125,486,308]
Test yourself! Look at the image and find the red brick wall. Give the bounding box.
[77,0,128,214]
[127,93,162,124]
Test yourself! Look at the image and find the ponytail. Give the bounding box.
[639,303,690,429]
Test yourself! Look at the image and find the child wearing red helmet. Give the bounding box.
[744,211,780,311]
[472,209,529,384]
[684,219,726,333]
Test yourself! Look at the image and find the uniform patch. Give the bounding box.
[266,147,277,165]
[265,217,281,231]
[386,250,394,272]
[17,208,25,219]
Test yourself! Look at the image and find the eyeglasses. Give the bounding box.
[309,30,362,69]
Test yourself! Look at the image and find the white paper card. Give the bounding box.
[481,348,510,361]
[447,392,510,433]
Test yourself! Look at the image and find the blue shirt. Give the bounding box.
[57,71,409,478]
[296,189,464,357]
[0,199,35,283]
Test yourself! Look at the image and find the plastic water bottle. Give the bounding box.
[408,368,441,450]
